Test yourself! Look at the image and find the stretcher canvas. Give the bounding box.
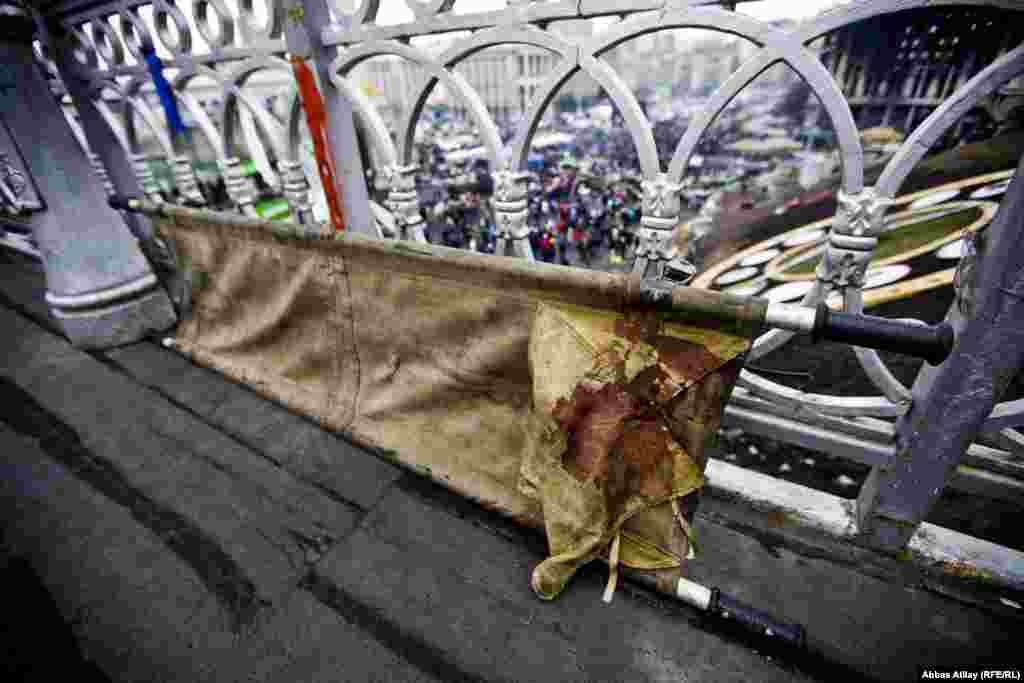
[153,208,753,600]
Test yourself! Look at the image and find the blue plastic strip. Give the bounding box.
[142,48,188,142]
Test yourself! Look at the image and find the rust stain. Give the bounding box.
[555,383,638,484]
[614,312,661,344]
[654,335,725,386]
[588,347,627,384]
[766,510,787,530]
[570,384,637,483]
[941,559,998,583]
[551,384,597,433]
[652,367,681,404]
[623,365,664,403]
[620,419,674,499]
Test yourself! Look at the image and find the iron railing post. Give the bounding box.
[285,0,373,236]
[34,11,157,245]
[23,0,1024,512]
[0,12,175,349]
[856,152,1024,551]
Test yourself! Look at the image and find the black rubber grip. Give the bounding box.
[813,309,955,366]
[108,195,140,212]
[711,589,807,649]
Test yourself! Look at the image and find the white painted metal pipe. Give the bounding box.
[764,303,820,334]
[675,576,713,611]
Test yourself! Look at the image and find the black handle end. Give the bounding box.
[931,321,955,367]
[811,301,830,343]
[710,589,807,650]
[108,196,140,212]
[815,310,955,366]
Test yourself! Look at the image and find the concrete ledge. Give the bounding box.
[0,231,41,259]
[0,304,363,619]
[102,342,404,511]
[45,273,161,310]
[705,459,1024,610]
[0,424,237,683]
[50,286,178,350]
[310,480,820,683]
[2,244,1022,680]
[724,394,1024,506]
[0,424,431,683]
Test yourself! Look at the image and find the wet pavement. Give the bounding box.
[0,534,113,683]
[5,130,1024,681]
[0,251,821,683]
[1,246,1021,682]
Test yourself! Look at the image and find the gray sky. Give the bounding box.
[138,0,853,60]
[368,0,851,25]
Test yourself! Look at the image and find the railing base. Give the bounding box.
[48,285,176,350]
[703,458,1024,617]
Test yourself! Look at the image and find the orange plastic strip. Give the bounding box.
[290,55,346,233]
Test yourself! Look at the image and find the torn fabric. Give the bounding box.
[520,303,748,599]
[152,209,752,601]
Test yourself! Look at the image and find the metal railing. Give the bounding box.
[29,0,1024,554]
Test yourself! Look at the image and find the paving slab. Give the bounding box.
[227,588,439,683]
[103,342,402,511]
[2,250,1019,682]
[0,537,112,682]
[0,251,414,514]
[0,250,55,325]
[0,424,435,683]
[311,477,820,683]
[0,424,237,683]
[0,305,362,618]
[687,501,1020,681]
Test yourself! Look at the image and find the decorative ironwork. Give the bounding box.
[637,173,684,264]
[171,155,206,205]
[0,118,45,213]
[32,0,1024,500]
[492,169,531,258]
[277,158,312,221]
[814,189,891,289]
[0,154,29,208]
[218,155,259,211]
[131,152,163,200]
[383,163,425,241]
[89,152,116,197]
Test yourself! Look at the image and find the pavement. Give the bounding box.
[0,247,1020,683]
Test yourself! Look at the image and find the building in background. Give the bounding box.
[74,8,1024,159]
[121,17,784,139]
[816,5,1024,133]
[604,21,798,102]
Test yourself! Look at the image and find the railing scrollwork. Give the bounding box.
[635,173,684,275]
[29,0,1024,537]
[217,155,260,212]
[382,163,425,241]
[493,169,532,259]
[815,189,893,289]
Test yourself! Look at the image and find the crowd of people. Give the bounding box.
[406,148,647,270]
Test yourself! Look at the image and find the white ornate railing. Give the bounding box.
[32,0,1024,548]
[35,0,311,221]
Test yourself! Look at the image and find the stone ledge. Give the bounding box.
[0,305,362,615]
[703,459,1024,618]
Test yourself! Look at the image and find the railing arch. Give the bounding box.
[38,0,1024,484]
[220,55,293,183]
[437,24,576,172]
[108,77,174,157]
[88,78,173,201]
[170,65,231,155]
